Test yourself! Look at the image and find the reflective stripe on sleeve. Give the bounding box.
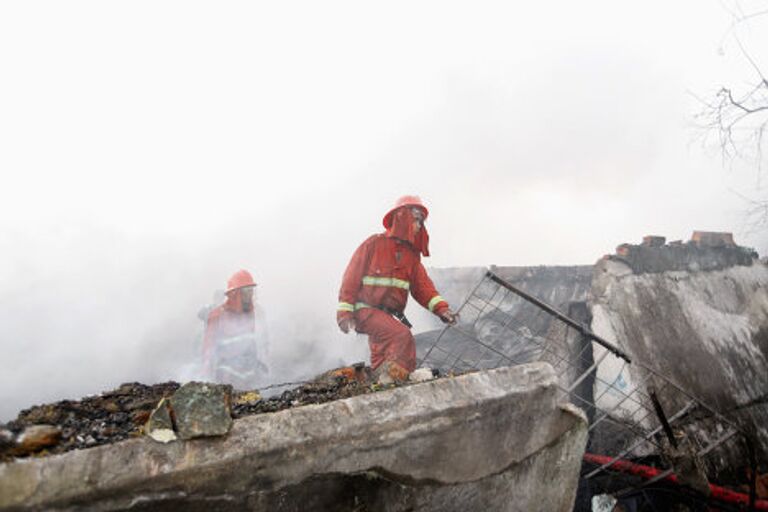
[338,302,355,312]
[428,295,445,312]
[361,276,410,290]
[355,302,371,310]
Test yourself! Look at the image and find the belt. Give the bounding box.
[373,305,413,329]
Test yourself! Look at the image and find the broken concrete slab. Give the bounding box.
[0,363,587,512]
[590,258,768,470]
[168,382,232,440]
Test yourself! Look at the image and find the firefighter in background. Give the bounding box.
[203,269,269,389]
[337,196,458,382]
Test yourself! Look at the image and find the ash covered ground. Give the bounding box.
[1,372,418,461]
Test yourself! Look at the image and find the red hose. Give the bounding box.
[583,452,768,510]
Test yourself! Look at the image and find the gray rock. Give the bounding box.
[168,382,232,440]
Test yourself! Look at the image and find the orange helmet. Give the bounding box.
[226,269,256,294]
[382,195,429,229]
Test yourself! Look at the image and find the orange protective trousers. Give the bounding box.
[357,308,416,372]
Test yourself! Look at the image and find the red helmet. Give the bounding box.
[382,195,429,229]
[226,269,256,294]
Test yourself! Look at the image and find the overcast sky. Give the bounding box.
[1,1,767,420]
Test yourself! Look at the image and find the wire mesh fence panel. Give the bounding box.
[418,269,747,490]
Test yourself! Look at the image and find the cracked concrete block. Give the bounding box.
[0,363,587,512]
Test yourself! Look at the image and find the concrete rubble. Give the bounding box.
[591,247,768,470]
[416,231,768,508]
[2,229,763,511]
[0,363,588,512]
[0,374,381,460]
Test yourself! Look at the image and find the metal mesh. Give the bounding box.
[418,269,747,491]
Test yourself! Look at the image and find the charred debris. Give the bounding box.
[0,365,440,461]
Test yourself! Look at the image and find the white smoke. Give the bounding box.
[2,0,768,421]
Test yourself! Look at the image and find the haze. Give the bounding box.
[1,0,767,421]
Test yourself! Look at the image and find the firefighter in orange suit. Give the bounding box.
[203,269,268,388]
[337,196,457,381]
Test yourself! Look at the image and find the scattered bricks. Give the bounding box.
[691,231,736,248]
[169,382,233,440]
[15,425,61,455]
[642,235,666,247]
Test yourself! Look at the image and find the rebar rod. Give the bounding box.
[486,269,631,362]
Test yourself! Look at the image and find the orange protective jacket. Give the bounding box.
[337,208,448,323]
[202,289,255,372]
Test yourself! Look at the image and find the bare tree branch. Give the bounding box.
[697,4,768,169]
[696,2,768,231]
[734,32,767,83]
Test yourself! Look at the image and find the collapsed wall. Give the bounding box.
[423,234,768,478]
[590,244,768,465]
[0,363,588,512]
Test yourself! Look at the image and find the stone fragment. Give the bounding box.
[15,425,61,454]
[145,398,176,444]
[148,429,177,444]
[592,494,617,512]
[409,367,435,383]
[169,382,232,440]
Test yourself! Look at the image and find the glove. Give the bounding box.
[439,309,459,325]
[339,316,357,334]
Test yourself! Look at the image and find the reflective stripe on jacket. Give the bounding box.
[337,234,448,323]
